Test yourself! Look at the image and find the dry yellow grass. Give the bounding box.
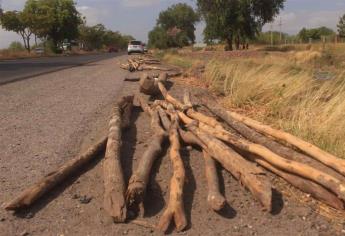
[203,47,345,158]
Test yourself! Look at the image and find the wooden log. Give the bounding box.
[187,125,273,211]
[199,98,344,209]
[121,96,134,129]
[158,114,187,232]
[198,122,345,201]
[142,65,173,71]
[157,105,171,131]
[226,110,345,177]
[250,155,344,210]
[126,98,168,216]
[4,137,107,211]
[203,150,226,211]
[140,73,167,96]
[103,96,133,222]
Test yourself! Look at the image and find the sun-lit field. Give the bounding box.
[162,43,345,158]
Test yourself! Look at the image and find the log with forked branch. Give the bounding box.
[103,96,134,223]
[126,96,168,216]
[158,82,272,211]
[185,122,273,211]
[157,112,187,233]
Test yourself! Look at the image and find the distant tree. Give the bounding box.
[197,0,285,50]
[338,14,345,38]
[26,0,82,52]
[298,26,335,42]
[79,24,107,50]
[8,41,25,51]
[79,23,134,50]
[148,3,199,49]
[157,3,199,44]
[148,26,169,49]
[0,11,33,52]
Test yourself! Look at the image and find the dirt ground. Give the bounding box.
[0,55,344,236]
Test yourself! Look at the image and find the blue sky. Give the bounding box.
[1,0,345,48]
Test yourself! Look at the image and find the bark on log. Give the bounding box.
[126,97,168,216]
[103,97,132,222]
[226,111,345,177]
[203,150,226,211]
[140,73,167,96]
[121,96,134,129]
[158,115,187,232]
[187,125,273,211]
[4,137,107,211]
[198,123,345,201]
[249,155,344,210]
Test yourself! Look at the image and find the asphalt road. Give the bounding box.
[0,53,122,85]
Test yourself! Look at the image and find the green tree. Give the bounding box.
[338,14,345,38]
[25,0,82,52]
[197,0,285,50]
[79,24,107,50]
[298,26,335,42]
[0,11,33,52]
[8,41,25,51]
[157,3,199,44]
[148,26,169,49]
[148,3,199,49]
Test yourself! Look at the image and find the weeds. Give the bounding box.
[203,49,345,158]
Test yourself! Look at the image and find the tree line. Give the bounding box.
[148,1,345,50]
[0,0,133,53]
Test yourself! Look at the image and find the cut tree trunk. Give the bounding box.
[126,97,168,216]
[197,122,345,201]
[103,96,133,222]
[203,150,226,211]
[140,73,167,96]
[4,137,107,211]
[158,114,187,232]
[198,96,345,181]
[199,98,344,209]
[249,155,344,210]
[227,111,345,177]
[185,125,272,211]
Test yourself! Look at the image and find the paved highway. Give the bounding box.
[0,53,122,85]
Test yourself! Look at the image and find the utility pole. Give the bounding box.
[278,17,283,44]
[270,23,274,46]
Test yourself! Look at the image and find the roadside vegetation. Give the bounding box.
[0,0,133,58]
[160,43,345,158]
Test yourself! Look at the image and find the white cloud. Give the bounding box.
[263,10,344,34]
[121,0,161,7]
[77,5,110,25]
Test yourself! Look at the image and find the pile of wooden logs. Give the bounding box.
[120,56,173,72]
[4,71,345,233]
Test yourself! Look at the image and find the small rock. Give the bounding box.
[79,195,92,204]
[186,146,193,151]
[0,217,5,222]
[341,229,345,234]
[20,231,29,236]
[123,230,128,235]
[72,194,80,199]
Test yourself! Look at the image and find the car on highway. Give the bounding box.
[128,40,144,55]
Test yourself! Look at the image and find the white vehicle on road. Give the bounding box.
[128,40,144,55]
